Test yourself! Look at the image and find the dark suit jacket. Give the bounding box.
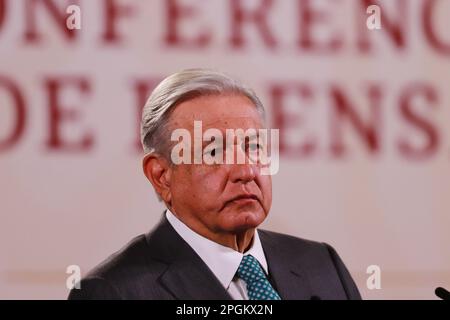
[68,213,361,300]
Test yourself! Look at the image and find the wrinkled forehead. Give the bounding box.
[168,94,265,130]
[171,116,265,131]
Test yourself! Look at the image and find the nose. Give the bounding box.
[229,163,257,184]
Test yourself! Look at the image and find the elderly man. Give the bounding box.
[68,69,361,300]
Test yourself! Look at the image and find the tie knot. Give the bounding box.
[237,255,266,283]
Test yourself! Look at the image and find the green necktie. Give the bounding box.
[237,254,281,300]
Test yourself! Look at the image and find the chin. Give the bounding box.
[221,210,266,233]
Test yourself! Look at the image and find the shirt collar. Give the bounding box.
[165,208,268,289]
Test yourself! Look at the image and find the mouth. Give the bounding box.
[225,194,259,206]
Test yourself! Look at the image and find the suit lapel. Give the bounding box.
[259,230,313,300]
[145,213,313,300]
[145,213,232,300]
[160,259,232,300]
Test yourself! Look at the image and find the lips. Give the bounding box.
[225,194,259,207]
[230,194,258,201]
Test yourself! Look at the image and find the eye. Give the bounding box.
[248,143,262,151]
[205,147,221,157]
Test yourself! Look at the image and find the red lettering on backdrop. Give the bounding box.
[229,0,277,49]
[0,76,26,152]
[0,0,6,30]
[44,77,93,152]
[270,83,316,157]
[297,0,343,53]
[329,85,382,157]
[357,0,407,53]
[102,0,135,44]
[398,84,439,160]
[24,0,78,43]
[423,0,450,55]
[164,0,211,48]
[132,79,162,152]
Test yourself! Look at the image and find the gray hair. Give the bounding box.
[140,68,266,157]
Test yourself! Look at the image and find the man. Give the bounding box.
[68,69,361,300]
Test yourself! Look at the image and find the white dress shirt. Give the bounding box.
[165,209,269,300]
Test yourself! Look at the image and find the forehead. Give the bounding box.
[169,94,264,129]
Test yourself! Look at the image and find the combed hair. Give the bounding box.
[140,68,266,157]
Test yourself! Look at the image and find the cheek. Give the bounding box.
[173,166,228,204]
[259,176,272,207]
[196,167,228,196]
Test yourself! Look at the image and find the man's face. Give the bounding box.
[167,94,272,235]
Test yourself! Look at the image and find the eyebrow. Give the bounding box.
[201,132,259,147]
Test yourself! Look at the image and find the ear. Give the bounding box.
[142,154,172,204]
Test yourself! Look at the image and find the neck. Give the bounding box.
[212,228,255,253]
[170,209,256,253]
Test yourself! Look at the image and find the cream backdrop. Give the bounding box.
[1,0,449,299]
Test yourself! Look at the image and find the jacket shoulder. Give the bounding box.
[258,228,362,300]
[68,234,167,299]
